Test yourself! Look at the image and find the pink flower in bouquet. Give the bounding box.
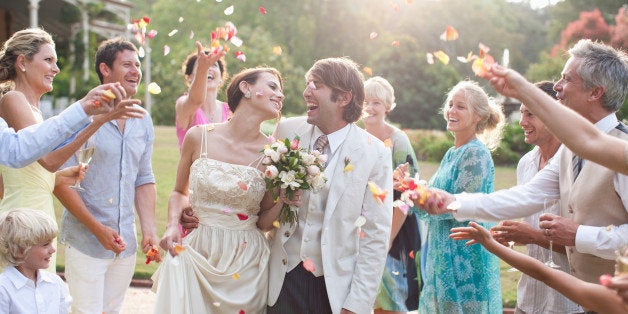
[265,165,279,179]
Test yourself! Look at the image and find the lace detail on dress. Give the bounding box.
[189,124,267,230]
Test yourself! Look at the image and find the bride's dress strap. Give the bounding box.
[247,153,265,169]
[200,124,215,158]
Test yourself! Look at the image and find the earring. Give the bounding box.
[21,67,25,72]
[244,91,251,99]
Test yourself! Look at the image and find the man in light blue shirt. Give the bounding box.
[0,84,139,168]
[54,38,159,314]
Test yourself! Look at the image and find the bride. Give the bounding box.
[152,66,293,313]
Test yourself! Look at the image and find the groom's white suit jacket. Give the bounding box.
[268,117,393,314]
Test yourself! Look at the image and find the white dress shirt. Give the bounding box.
[0,266,72,314]
[515,147,581,313]
[454,114,628,260]
[0,101,90,168]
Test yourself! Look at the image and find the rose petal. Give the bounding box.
[354,216,366,228]
[168,29,178,37]
[232,273,240,279]
[237,181,248,190]
[303,258,316,273]
[163,45,170,56]
[236,213,249,220]
[369,32,378,39]
[148,82,161,94]
[433,50,450,65]
[362,66,372,77]
[273,46,282,55]
[439,25,459,41]
[259,6,267,14]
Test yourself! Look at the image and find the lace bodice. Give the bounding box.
[189,158,266,229]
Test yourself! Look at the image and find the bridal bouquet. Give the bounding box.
[262,136,327,226]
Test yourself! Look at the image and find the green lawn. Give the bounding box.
[54,125,522,307]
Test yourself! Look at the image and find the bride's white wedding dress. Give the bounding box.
[152,125,269,313]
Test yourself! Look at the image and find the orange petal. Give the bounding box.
[174,244,185,254]
[440,25,459,41]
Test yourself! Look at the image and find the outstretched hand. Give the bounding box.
[195,41,226,73]
[449,221,493,247]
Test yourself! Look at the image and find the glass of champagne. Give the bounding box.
[543,198,560,268]
[616,245,628,275]
[70,136,96,191]
[506,240,519,272]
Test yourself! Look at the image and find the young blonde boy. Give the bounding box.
[0,208,72,313]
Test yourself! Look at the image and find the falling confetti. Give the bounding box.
[174,244,186,254]
[354,216,366,228]
[273,46,282,55]
[189,30,194,39]
[147,82,162,94]
[440,25,459,41]
[433,50,450,65]
[230,36,243,47]
[259,6,267,14]
[392,270,400,275]
[224,5,234,15]
[426,53,434,65]
[343,163,355,173]
[138,46,145,58]
[178,16,184,23]
[362,66,373,77]
[232,273,240,280]
[146,30,158,39]
[168,29,178,37]
[409,250,415,259]
[236,213,249,220]
[369,32,378,39]
[392,41,400,47]
[163,45,170,56]
[212,302,221,307]
[272,220,280,228]
[235,51,246,62]
[472,54,495,78]
[368,181,387,204]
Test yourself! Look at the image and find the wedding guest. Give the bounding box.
[491,81,581,313]
[0,27,142,273]
[54,38,160,314]
[0,208,72,313]
[175,42,230,149]
[416,81,503,313]
[362,76,422,314]
[450,221,628,313]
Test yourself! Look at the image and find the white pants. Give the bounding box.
[65,245,136,314]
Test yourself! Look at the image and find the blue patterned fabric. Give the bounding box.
[417,139,502,313]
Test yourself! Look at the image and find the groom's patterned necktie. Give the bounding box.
[315,135,329,167]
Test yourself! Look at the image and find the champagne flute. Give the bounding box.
[70,136,96,191]
[543,198,560,268]
[616,245,628,275]
[506,240,519,272]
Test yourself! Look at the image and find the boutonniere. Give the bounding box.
[343,156,355,173]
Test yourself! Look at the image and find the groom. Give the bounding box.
[267,57,393,314]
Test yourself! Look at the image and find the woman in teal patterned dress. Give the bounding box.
[418,81,504,313]
[363,76,422,314]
